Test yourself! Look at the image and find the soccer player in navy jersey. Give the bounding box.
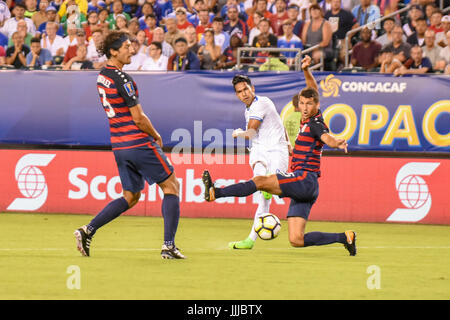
[202,56,357,256]
[74,31,185,259]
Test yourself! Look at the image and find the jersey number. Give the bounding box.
[98,87,116,118]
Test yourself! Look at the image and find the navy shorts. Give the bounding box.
[113,142,174,193]
[276,170,319,220]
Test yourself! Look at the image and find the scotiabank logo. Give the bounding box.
[7,154,56,211]
[386,162,440,222]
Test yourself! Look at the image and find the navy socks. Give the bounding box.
[87,197,129,236]
[303,232,347,247]
[162,194,180,247]
[215,180,257,198]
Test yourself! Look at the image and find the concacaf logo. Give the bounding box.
[320,74,342,97]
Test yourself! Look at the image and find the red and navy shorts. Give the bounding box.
[276,170,319,220]
[113,142,174,193]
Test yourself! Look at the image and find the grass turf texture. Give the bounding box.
[0,212,449,300]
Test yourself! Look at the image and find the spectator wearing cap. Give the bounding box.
[107,0,131,30]
[379,46,401,74]
[407,17,428,47]
[62,27,87,64]
[351,26,381,70]
[8,19,33,47]
[436,15,450,48]
[123,37,148,70]
[351,0,381,30]
[269,0,289,36]
[32,0,50,29]
[429,10,444,34]
[286,4,303,38]
[277,19,303,65]
[395,45,433,76]
[246,0,273,30]
[164,0,190,20]
[324,0,358,42]
[2,4,36,38]
[383,24,411,64]
[167,37,201,70]
[26,36,53,67]
[41,21,65,59]
[175,7,194,31]
[422,29,441,69]
[223,5,249,44]
[57,0,88,19]
[403,4,424,37]
[199,16,230,53]
[152,26,174,57]
[141,41,169,71]
[38,6,64,36]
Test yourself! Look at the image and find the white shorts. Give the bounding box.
[249,145,289,176]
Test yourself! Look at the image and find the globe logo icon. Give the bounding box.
[17,165,46,199]
[397,175,430,209]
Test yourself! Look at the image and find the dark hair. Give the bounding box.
[98,30,130,58]
[292,93,299,109]
[299,87,319,104]
[15,3,26,10]
[30,37,41,44]
[212,16,224,23]
[150,41,162,51]
[232,74,251,90]
[416,17,428,23]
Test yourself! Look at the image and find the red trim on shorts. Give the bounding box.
[278,171,308,184]
[147,143,172,176]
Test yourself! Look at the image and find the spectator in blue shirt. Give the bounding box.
[394,45,433,76]
[277,19,303,64]
[26,37,53,67]
[352,0,381,30]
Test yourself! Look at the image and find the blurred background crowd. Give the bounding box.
[0,0,449,73]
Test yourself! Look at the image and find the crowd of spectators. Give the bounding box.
[0,0,449,74]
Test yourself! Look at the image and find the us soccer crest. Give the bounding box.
[123,82,135,96]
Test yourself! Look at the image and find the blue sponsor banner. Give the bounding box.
[0,70,448,152]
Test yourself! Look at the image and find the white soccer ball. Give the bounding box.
[254,213,281,240]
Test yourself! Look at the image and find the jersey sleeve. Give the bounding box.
[248,100,267,122]
[115,73,140,108]
[309,118,329,141]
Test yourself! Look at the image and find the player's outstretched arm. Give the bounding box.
[232,119,261,140]
[129,104,163,147]
[320,133,348,153]
[301,55,318,91]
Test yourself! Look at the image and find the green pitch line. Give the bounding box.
[0,212,449,300]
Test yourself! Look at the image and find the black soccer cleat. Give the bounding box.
[202,170,216,202]
[74,226,92,257]
[344,230,357,256]
[161,244,186,259]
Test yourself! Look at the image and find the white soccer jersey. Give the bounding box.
[245,95,288,150]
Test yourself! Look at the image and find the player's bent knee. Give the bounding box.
[289,233,305,247]
[159,174,180,196]
[123,191,141,208]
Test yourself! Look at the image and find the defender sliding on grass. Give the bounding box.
[203,56,357,256]
[74,31,185,259]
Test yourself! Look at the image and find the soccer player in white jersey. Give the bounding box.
[228,74,291,249]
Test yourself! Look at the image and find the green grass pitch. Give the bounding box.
[0,212,449,300]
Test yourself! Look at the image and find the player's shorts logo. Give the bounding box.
[320,74,341,98]
[386,162,440,222]
[7,154,56,211]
